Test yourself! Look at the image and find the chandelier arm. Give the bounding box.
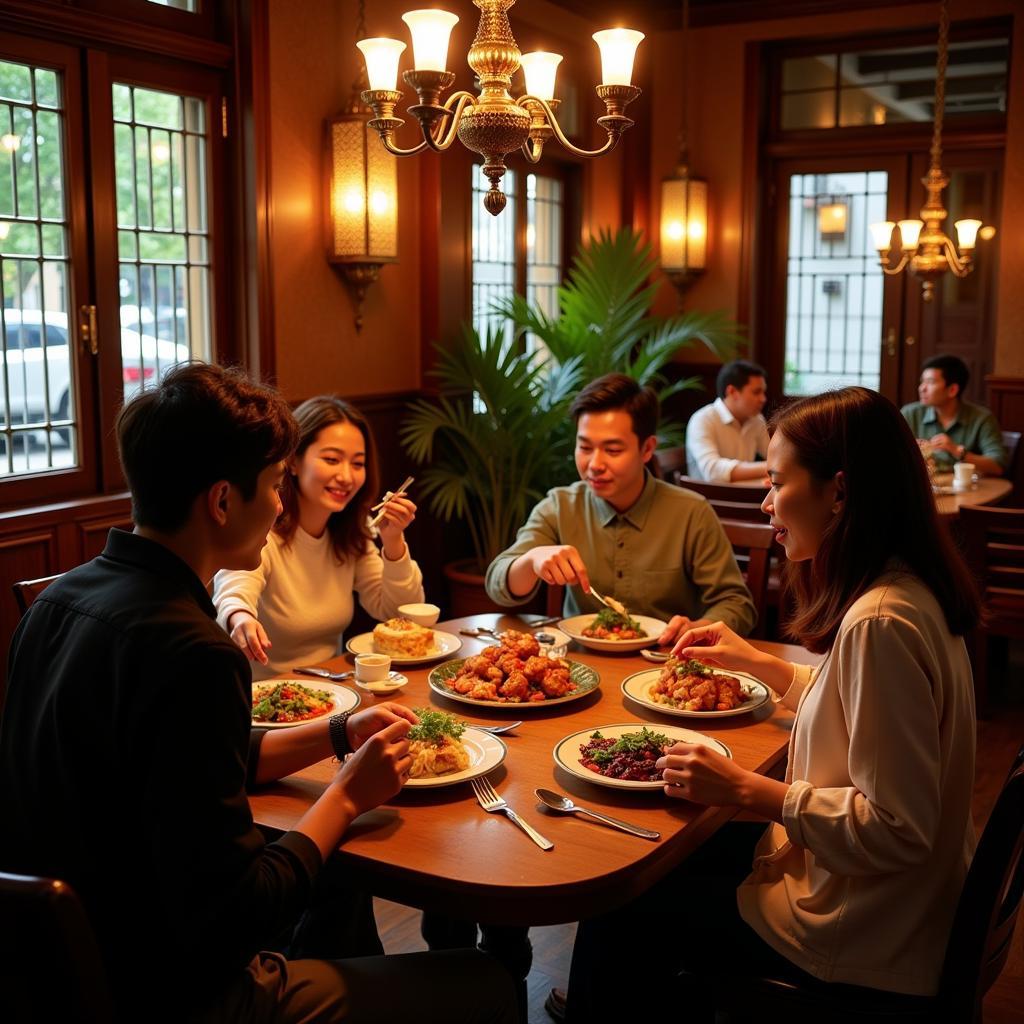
[938,235,971,275]
[518,95,619,157]
[880,252,912,275]
[521,140,543,163]
[376,133,434,157]
[421,92,476,152]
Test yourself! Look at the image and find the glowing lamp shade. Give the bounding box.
[660,173,708,275]
[327,114,398,263]
[401,9,459,72]
[954,218,982,250]
[357,38,407,92]
[818,202,847,241]
[869,220,895,252]
[897,219,923,251]
[521,51,563,101]
[592,28,644,86]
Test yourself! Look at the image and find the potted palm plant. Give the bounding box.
[401,226,742,614]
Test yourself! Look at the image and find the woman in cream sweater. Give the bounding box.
[213,396,424,680]
[556,387,979,1021]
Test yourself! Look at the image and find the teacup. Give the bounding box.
[398,602,441,627]
[953,462,976,492]
[355,653,392,682]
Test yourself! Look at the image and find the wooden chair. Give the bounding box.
[673,475,770,523]
[652,446,689,482]
[720,518,776,639]
[684,744,1024,1023]
[0,872,112,1022]
[959,505,1024,715]
[12,573,62,617]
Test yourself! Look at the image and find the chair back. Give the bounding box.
[959,505,1024,638]
[720,518,776,638]
[652,446,689,482]
[0,872,112,1022]
[674,475,769,523]
[12,573,62,618]
[938,746,1024,1019]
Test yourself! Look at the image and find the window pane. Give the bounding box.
[781,90,835,130]
[471,167,516,343]
[782,55,836,91]
[0,57,74,476]
[783,171,888,395]
[525,173,563,359]
[147,0,198,9]
[115,81,212,392]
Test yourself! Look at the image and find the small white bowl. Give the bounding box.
[397,602,441,627]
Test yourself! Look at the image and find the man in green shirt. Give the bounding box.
[901,354,1006,476]
[485,373,756,643]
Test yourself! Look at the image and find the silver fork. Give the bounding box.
[470,776,553,850]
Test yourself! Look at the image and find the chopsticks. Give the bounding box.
[369,475,414,529]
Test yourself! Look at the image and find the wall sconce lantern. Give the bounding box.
[660,167,708,294]
[326,1,399,332]
[818,199,847,243]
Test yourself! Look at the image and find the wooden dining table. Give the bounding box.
[932,472,1013,517]
[250,614,821,933]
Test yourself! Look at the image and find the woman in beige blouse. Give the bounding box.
[556,387,979,1022]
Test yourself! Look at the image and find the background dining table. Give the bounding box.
[250,613,821,975]
[932,472,1013,517]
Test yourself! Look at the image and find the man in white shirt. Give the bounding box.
[685,360,770,482]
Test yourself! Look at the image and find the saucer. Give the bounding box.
[355,672,409,694]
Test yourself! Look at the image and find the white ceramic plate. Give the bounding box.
[346,630,462,665]
[428,657,600,709]
[404,728,508,789]
[621,667,771,719]
[558,614,667,652]
[251,679,359,728]
[554,722,732,791]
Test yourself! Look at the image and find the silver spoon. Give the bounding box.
[534,788,660,840]
[294,666,402,682]
[640,648,672,663]
[474,721,522,735]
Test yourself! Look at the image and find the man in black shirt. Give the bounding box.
[0,364,514,1023]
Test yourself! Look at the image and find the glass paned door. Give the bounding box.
[768,155,908,404]
[0,56,76,476]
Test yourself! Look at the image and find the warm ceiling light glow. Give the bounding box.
[953,218,982,250]
[818,202,847,240]
[401,9,459,72]
[151,141,171,163]
[521,51,563,101]
[357,38,407,92]
[978,225,996,241]
[1,133,20,152]
[0,221,10,240]
[592,29,645,86]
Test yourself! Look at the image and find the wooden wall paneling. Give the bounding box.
[78,514,135,562]
[0,528,60,684]
[987,377,1024,434]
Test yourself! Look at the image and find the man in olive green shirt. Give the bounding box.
[485,374,756,643]
[901,354,1006,476]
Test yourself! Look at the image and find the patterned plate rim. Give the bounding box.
[620,668,770,719]
[427,657,600,709]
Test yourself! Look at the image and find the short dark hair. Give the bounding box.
[922,354,969,396]
[569,372,659,442]
[116,363,297,532]
[275,396,381,563]
[771,387,979,653]
[717,359,766,399]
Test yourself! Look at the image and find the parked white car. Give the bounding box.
[0,309,190,440]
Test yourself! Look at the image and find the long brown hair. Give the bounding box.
[773,387,980,653]
[273,396,380,563]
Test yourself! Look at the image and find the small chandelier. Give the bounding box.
[356,1,644,217]
[326,0,399,332]
[659,0,708,299]
[869,0,981,302]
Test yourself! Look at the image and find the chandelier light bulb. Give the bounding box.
[401,9,459,72]
[520,51,563,101]
[592,28,645,86]
[357,38,408,92]
[869,221,895,252]
[953,218,982,250]
[897,219,923,251]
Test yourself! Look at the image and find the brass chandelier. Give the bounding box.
[356,1,644,216]
[869,0,982,301]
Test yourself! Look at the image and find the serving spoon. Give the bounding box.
[535,789,660,840]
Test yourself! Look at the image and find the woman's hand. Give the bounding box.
[378,494,416,560]
[345,703,419,751]
[670,620,758,674]
[657,615,712,646]
[657,742,754,806]
[228,611,271,665]
[331,717,413,816]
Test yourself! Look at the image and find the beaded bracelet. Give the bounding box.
[329,711,354,760]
